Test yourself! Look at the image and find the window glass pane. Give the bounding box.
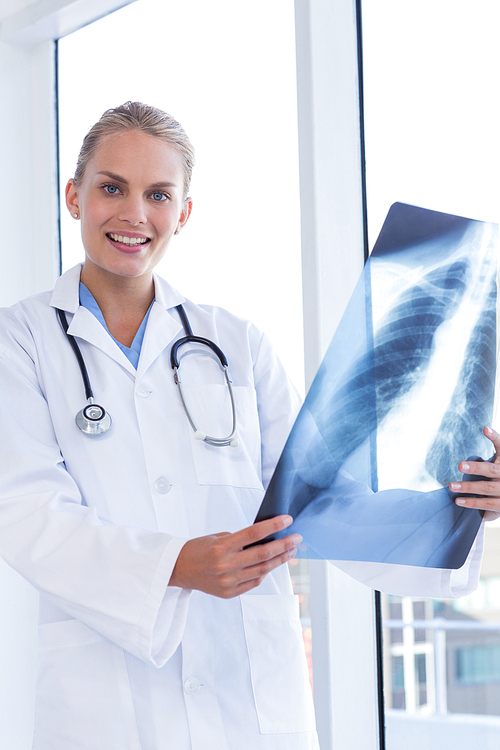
[362,0,499,246]
[57,0,312,692]
[456,645,500,686]
[58,0,303,392]
[362,1,500,747]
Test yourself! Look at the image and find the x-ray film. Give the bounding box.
[256,203,498,568]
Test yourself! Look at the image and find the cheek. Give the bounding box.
[155,214,177,240]
[80,202,109,235]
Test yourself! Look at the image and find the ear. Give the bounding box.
[177,197,193,231]
[65,179,80,218]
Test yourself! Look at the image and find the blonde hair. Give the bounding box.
[73,102,195,198]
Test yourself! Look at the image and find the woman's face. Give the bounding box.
[65,129,192,281]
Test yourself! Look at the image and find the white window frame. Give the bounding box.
[294,1,379,748]
[0,1,379,747]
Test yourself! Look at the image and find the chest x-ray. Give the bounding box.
[257,203,498,568]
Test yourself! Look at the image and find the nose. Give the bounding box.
[118,193,147,225]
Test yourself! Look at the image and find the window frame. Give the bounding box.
[295,1,379,748]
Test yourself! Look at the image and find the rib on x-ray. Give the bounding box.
[256,203,498,568]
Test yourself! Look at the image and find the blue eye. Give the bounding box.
[104,184,120,195]
[151,192,168,202]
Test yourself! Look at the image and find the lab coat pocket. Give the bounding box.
[34,619,141,750]
[241,594,315,734]
[186,384,264,489]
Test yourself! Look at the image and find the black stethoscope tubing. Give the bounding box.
[57,304,238,446]
[171,306,238,447]
[57,307,93,400]
[171,304,228,368]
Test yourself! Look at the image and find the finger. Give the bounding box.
[239,532,302,569]
[450,480,500,497]
[455,495,500,512]
[458,460,500,478]
[484,426,500,463]
[209,539,300,598]
[237,543,300,586]
[229,515,294,550]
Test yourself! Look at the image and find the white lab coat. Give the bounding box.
[0,264,484,750]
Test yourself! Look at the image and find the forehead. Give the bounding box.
[87,129,184,186]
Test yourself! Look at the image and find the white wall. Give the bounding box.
[0,3,136,746]
[0,6,56,743]
[0,33,57,304]
[0,0,137,305]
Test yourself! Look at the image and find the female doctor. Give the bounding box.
[0,101,500,750]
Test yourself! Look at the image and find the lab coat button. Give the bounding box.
[137,386,151,398]
[154,477,171,494]
[184,678,201,694]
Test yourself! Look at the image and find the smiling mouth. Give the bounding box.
[106,233,151,247]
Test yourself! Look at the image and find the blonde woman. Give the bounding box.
[0,102,498,750]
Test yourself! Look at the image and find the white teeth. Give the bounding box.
[108,233,148,246]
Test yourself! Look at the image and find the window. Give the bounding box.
[456,646,500,686]
[0,1,383,747]
[362,1,500,745]
[57,0,304,391]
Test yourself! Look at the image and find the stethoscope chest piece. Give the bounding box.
[57,303,235,445]
[56,308,112,437]
[76,399,112,435]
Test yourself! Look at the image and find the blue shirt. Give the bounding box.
[79,283,152,369]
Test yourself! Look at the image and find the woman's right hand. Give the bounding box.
[451,427,500,519]
[168,515,301,598]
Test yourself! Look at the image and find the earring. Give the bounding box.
[174,228,180,235]
[73,213,79,219]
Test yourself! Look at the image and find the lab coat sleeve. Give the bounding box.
[252,332,302,491]
[0,340,190,668]
[332,520,484,598]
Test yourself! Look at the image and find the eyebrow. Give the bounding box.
[96,171,178,189]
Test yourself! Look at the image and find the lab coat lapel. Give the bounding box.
[136,276,185,378]
[50,265,186,377]
[50,264,136,375]
[66,307,137,375]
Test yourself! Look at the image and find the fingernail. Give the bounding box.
[288,547,298,559]
[292,535,303,545]
[461,463,470,472]
[456,498,466,505]
[283,515,293,527]
[486,427,494,435]
[450,483,461,490]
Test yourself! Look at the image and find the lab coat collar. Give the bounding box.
[70,306,138,375]
[50,263,82,313]
[49,264,187,315]
[137,274,186,379]
[49,265,188,378]
[152,272,186,312]
[49,265,136,374]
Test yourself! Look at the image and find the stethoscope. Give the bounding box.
[56,304,239,447]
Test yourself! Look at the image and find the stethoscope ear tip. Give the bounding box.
[193,430,238,447]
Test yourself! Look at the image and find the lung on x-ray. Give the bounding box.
[256,203,498,568]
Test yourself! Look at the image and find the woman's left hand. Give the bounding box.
[450,427,500,517]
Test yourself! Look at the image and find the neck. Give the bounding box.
[80,261,155,346]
